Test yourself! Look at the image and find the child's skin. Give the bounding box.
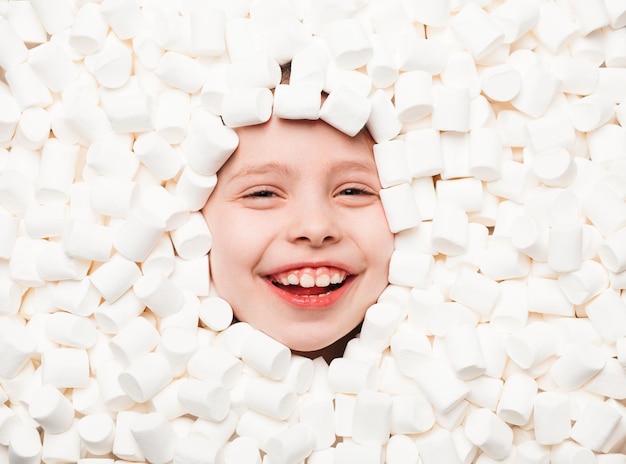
[202,115,394,361]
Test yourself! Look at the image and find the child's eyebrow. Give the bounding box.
[228,159,376,182]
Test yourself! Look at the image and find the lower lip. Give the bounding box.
[264,276,355,309]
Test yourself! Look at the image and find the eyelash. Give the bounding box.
[242,186,376,199]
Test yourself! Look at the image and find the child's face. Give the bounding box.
[202,116,394,353]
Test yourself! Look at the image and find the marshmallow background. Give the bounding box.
[1,0,626,463]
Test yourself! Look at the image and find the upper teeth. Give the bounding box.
[272,267,347,288]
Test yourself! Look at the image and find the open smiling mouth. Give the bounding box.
[265,266,353,301]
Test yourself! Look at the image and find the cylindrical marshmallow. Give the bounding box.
[297,396,336,449]
[182,109,239,176]
[491,0,539,43]
[531,147,577,188]
[0,17,28,70]
[41,347,90,388]
[188,346,242,389]
[394,70,433,123]
[359,302,401,352]
[245,377,296,421]
[221,87,273,128]
[44,312,97,349]
[0,95,20,143]
[14,107,50,151]
[154,89,189,144]
[366,90,402,144]
[449,267,500,320]
[156,327,197,376]
[405,129,443,178]
[387,250,434,289]
[118,352,174,403]
[570,398,622,452]
[373,139,411,188]
[379,183,421,233]
[558,259,609,305]
[62,219,112,262]
[547,225,583,273]
[140,185,188,232]
[550,343,606,391]
[89,177,138,219]
[133,272,184,318]
[570,94,615,132]
[68,3,108,55]
[444,325,487,380]
[431,85,470,132]
[108,316,160,366]
[77,413,115,456]
[4,62,53,110]
[532,2,578,53]
[505,321,559,369]
[133,131,182,181]
[130,413,175,464]
[8,426,42,464]
[36,139,79,204]
[273,84,321,120]
[496,373,537,426]
[468,127,503,181]
[480,64,521,102]
[223,435,262,464]
[533,392,572,445]
[321,18,372,69]
[585,288,626,343]
[511,63,560,118]
[351,391,392,445]
[265,423,316,464]
[598,226,626,274]
[440,132,471,180]
[93,289,145,334]
[410,355,469,414]
[198,297,234,332]
[327,358,379,394]
[169,211,212,260]
[431,202,468,256]
[177,378,230,422]
[464,408,513,460]
[450,3,504,59]
[240,329,291,380]
[23,204,67,239]
[28,384,74,434]
[100,0,144,40]
[155,51,208,93]
[113,208,165,262]
[83,34,132,89]
[175,167,217,212]
[319,86,371,137]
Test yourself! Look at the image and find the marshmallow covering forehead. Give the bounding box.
[1,0,626,463]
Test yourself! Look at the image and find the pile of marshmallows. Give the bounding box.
[1,0,626,463]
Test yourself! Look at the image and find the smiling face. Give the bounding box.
[202,116,394,357]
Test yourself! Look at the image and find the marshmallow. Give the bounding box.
[27,384,74,434]
[570,398,622,452]
[154,327,196,376]
[445,325,486,380]
[431,202,468,256]
[584,357,626,400]
[440,51,480,99]
[404,129,443,178]
[240,329,291,380]
[177,378,230,422]
[235,410,288,453]
[570,94,615,133]
[69,3,108,56]
[585,288,626,343]
[100,0,144,40]
[265,423,316,464]
[108,316,160,366]
[36,139,79,204]
[490,280,529,333]
[531,148,577,188]
[297,396,336,449]
[52,277,101,318]
[8,236,45,287]
[373,140,411,188]
[273,84,321,120]
[62,94,112,144]
[366,34,399,89]
[95,360,135,412]
[550,343,606,391]
[598,225,626,274]
[411,355,469,414]
[153,89,189,144]
[511,63,560,118]
[379,183,421,233]
[496,373,537,426]
[245,377,296,421]
[224,17,264,62]
[169,211,212,260]
[84,34,132,89]
[580,183,626,237]
[389,393,435,435]
[23,203,67,239]
[440,132,471,180]
[532,2,578,53]
[351,391,392,445]
[99,78,154,133]
[118,352,174,403]
[223,435,262,464]
[89,253,141,302]
[93,289,145,334]
[606,0,626,28]
[198,297,234,332]
[335,442,383,464]
[155,52,208,93]
[140,185,188,232]
[4,62,53,110]
[387,250,434,289]
[0,17,28,70]
[533,391,572,445]
[505,321,559,369]
[464,408,513,460]
[568,0,610,35]
[112,411,145,461]
[41,423,81,464]
[319,86,371,137]
[8,1,46,44]
[394,70,433,123]
[133,132,182,181]
[221,87,274,128]
[89,175,137,218]
[41,347,90,388]
[491,0,540,43]
[113,208,166,262]
[44,311,97,349]
[29,40,78,95]
[465,376,503,411]
[550,440,596,464]
[321,18,372,69]
[130,413,175,464]
[431,85,471,133]
[133,271,184,318]
[366,90,402,144]
[358,302,401,353]
[169,255,210,297]
[467,127,503,181]
[8,426,42,464]
[189,5,226,56]
[0,95,20,144]
[451,4,504,59]
[175,167,217,212]
[396,33,449,74]
[77,413,115,456]
[328,358,378,393]
[181,109,239,176]
[589,124,626,166]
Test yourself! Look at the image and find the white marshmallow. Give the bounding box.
[431,202,468,256]
[389,325,432,378]
[599,225,626,274]
[28,384,74,434]
[99,79,154,134]
[140,185,188,232]
[198,297,233,332]
[240,329,291,380]
[532,2,578,53]
[445,325,486,380]
[28,41,78,94]
[133,271,184,318]
[188,5,226,56]
[113,208,165,262]
[550,343,606,391]
[41,347,90,388]
[23,203,67,239]
[69,3,108,56]
[552,56,599,96]
[581,183,626,237]
[266,423,316,464]
[62,94,112,144]
[89,177,138,219]
[510,63,560,118]
[154,89,189,144]
[351,391,392,445]
[36,139,79,204]
[534,392,572,445]
[379,183,421,233]
[40,423,81,464]
[414,429,462,464]
[93,289,145,334]
[108,316,159,366]
[450,3,504,60]
[155,51,208,94]
[394,70,433,123]
[436,177,482,211]
[133,132,182,181]
[100,0,143,40]
[245,377,296,421]
[431,85,471,133]
[411,355,469,414]
[181,109,239,176]
[335,442,383,464]
[227,52,281,89]
[84,34,132,89]
[236,411,288,453]
[373,140,411,188]
[169,211,212,260]
[273,84,320,120]
[558,260,609,305]
[550,440,596,464]
[0,95,20,144]
[175,167,217,212]
[319,86,371,137]
[297,396,336,449]
[328,358,378,394]
[396,33,449,74]
[112,411,145,461]
[404,128,443,178]
[496,373,537,426]
[465,376,503,411]
[224,17,264,62]
[156,327,197,376]
[95,361,135,413]
[76,413,115,456]
[44,312,97,349]
[486,160,537,203]
[359,302,401,352]
[177,378,230,422]
[118,352,174,403]
[89,253,141,303]
[0,405,21,447]
[606,0,626,28]
[366,90,402,144]
[568,0,610,35]
[465,408,513,460]
[8,236,45,287]
[547,225,583,274]
[0,17,28,70]
[62,219,113,263]
[0,324,36,379]
[8,426,42,464]
[570,94,615,133]
[588,124,626,166]
[387,250,434,289]
[491,0,540,43]
[585,288,626,343]
[467,127,503,181]
[531,148,577,188]
[130,413,175,464]
[52,277,101,318]
[440,132,471,180]
[505,321,559,369]
[366,34,399,89]
[4,62,53,110]
[221,87,274,128]
[321,18,372,69]
[571,398,622,452]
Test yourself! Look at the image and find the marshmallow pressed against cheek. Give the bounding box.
[203,117,394,353]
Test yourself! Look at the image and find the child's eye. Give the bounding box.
[338,187,374,196]
[245,190,276,198]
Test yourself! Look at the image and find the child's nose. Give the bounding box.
[287,200,341,247]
